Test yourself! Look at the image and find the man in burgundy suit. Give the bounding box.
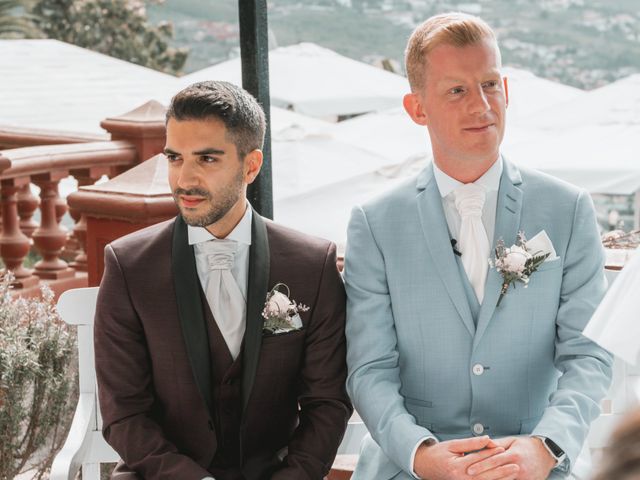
[94,81,352,480]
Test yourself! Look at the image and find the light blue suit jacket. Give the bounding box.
[344,159,613,479]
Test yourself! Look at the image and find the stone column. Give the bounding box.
[67,154,177,286]
[100,100,167,163]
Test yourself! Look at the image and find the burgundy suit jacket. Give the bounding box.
[94,212,352,480]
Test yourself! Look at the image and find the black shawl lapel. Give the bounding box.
[241,211,270,413]
[171,215,213,416]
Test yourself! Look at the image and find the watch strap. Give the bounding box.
[534,435,566,466]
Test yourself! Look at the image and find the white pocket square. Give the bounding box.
[527,230,558,261]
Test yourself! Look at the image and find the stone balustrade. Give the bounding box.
[0,100,167,297]
[0,124,108,150]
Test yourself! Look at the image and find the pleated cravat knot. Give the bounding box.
[199,239,245,360]
[454,183,490,303]
[207,250,235,271]
[455,184,485,219]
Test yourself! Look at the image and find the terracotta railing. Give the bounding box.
[0,101,167,298]
[0,124,108,150]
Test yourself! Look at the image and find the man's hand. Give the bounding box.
[466,436,556,480]
[413,436,519,480]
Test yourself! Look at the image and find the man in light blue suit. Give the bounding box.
[344,12,613,480]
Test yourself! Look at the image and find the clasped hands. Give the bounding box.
[413,435,557,480]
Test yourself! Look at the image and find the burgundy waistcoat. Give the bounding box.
[202,291,244,480]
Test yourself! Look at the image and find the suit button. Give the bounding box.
[472,364,484,376]
[473,423,484,435]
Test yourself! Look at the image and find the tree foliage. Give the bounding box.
[30,0,188,74]
[0,0,39,37]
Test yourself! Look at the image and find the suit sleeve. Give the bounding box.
[94,245,211,480]
[532,190,614,470]
[272,242,353,480]
[343,205,434,475]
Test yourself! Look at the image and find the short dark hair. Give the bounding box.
[166,81,266,159]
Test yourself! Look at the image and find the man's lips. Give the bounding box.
[179,195,206,208]
[463,123,494,133]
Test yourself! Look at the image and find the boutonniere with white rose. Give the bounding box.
[262,283,309,335]
[489,231,551,307]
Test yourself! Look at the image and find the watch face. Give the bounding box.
[544,438,565,458]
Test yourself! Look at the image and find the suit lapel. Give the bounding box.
[241,211,270,413]
[416,164,475,337]
[171,216,213,415]
[474,159,523,349]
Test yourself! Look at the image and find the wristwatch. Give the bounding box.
[535,436,566,466]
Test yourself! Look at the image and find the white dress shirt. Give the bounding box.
[188,205,252,351]
[409,157,503,478]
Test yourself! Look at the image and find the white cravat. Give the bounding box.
[199,239,246,360]
[454,183,490,302]
[433,158,502,250]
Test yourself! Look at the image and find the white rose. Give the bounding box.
[266,291,292,316]
[503,246,532,273]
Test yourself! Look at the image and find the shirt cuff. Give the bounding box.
[554,456,570,473]
[410,436,438,479]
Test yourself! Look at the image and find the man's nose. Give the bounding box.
[176,160,200,189]
[468,87,491,115]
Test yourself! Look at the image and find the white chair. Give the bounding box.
[50,287,118,480]
[584,268,640,465]
[50,286,366,479]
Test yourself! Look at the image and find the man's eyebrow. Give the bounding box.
[163,147,226,156]
[440,76,464,84]
[438,71,502,85]
[193,148,225,155]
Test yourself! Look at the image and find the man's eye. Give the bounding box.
[449,87,464,95]
[166,154,178,162]
[483,80,498,89]
[201,156,217,163]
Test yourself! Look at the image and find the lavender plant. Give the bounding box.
[0,273,76,479]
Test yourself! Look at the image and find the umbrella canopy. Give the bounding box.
[501,66,585,124]
[181,42,409,118]
[517,74,640,131]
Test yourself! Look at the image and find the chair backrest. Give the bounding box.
[58,287,100,398]
[586,269,640,455]
[51,287,118,480]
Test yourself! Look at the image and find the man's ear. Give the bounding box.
[243,149,263,184]
[403,93,429,126]
[503,76,509,108]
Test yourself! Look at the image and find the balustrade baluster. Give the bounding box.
[32,176,74,279]
[70,214,87,272]
[0,180,38,287]
[55,188,67,224]
[68,171,100,272]
[17,184,40,238]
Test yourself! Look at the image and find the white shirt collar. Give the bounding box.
[433,155,504,198]
[187,203,253,246]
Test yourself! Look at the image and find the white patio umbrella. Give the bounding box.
[181,42,409,119]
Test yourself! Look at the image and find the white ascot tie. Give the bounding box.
[200,239,246,360]
[454,183,490,303]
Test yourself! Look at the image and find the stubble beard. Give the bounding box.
[174,169,244,228]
